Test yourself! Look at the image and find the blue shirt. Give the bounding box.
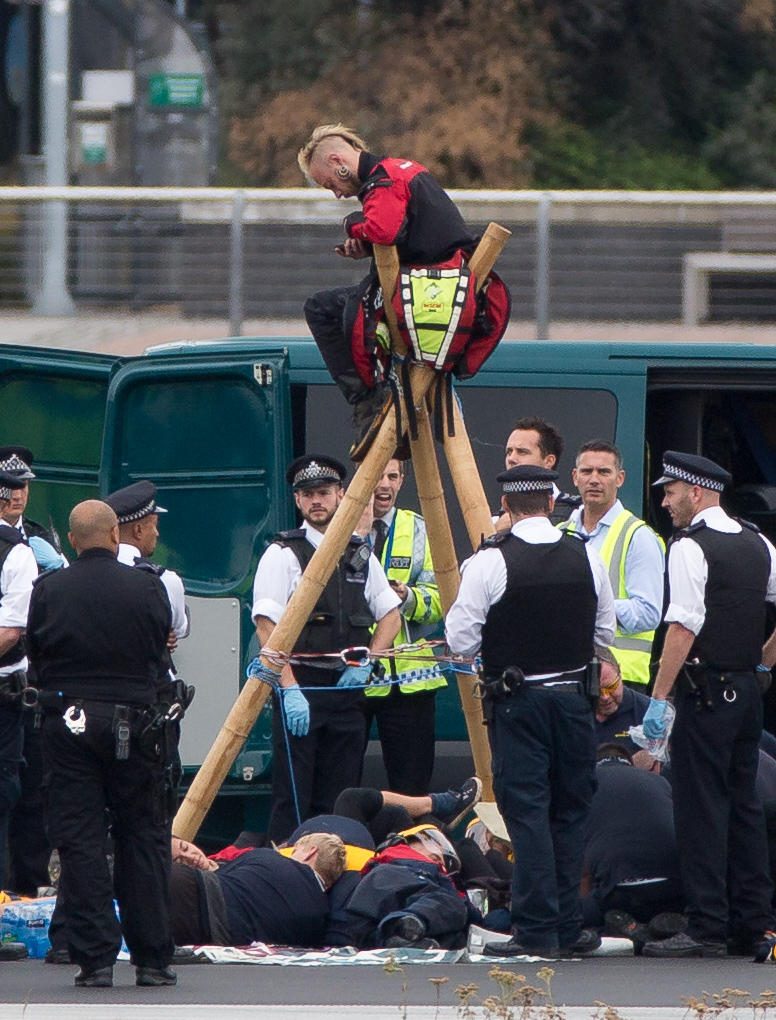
[566,499,664,635]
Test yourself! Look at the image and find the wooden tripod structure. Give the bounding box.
[174,223,511,842]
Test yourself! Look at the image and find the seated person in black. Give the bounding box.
[582,745,683,930]
[170,833,346,948]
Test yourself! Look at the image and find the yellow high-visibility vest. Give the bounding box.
[560,509,664,686]
[367,508,446,697]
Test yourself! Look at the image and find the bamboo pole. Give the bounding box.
[371,227,511,803]
[174,224,510,841]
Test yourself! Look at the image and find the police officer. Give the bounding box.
[252,454,401,843]
[104,480,189,648]
[27,500,175,988]
[0,447,63,897]
[561,440,665,691]
[0,470,37,892]
[642,451,776,958]
[446,465,616,958]
[0,446,65,568]
[365,458,445,795]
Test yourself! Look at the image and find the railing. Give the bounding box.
[5,187,776,336]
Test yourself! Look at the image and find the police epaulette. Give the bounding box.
[561,529,588,543]
[275,528,306,542]
[479,531,511,550]
[680,521,707,537]
[133,559,165,577]
[0,523,24,546]
[738,517,762,534]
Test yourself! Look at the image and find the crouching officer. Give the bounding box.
[643,451,776,958]
[446,465,616,959]
[26,500,176,989]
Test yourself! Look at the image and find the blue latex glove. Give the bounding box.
[282,686,310,738]
[28,536,65,571]
[642,697,669,740]
[336,663,372,688]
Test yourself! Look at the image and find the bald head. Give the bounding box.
[68,500,119,556]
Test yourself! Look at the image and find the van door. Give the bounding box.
[0,344,117,539]
[99,348,293,781]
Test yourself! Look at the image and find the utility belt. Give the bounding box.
[677,660,758,710]
[475,661,598,720]
[0,669,29,707]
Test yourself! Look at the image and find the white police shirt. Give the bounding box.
[0,539,37,675]
[446,514,616,679]
[665,505,776,635]
[117,542,190,640]
[252,519,400,625]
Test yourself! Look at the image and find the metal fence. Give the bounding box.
[6,186,776,336]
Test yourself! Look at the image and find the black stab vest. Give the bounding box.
[275,531,374,686]
[680,521,770,670]
[481,532,597,677]
[0,524,27,667]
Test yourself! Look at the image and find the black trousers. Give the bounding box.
[672,671,774,944]
[42,708,173,971]
[0,701,23,891]
[268,685,365,844]
[8,712,52,894]
[362,686,437,795]
[489,684,596,952]
[304,284,372,403]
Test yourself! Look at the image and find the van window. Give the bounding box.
[303,384,618,555]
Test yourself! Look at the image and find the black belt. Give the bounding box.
[523,670,586,692]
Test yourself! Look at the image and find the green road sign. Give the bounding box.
[148,72,204,109]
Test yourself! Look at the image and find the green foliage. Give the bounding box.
[703,71,776,187]
[526,121,722,190]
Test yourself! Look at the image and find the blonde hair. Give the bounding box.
[294,832,346,889]
[297,123,368,178]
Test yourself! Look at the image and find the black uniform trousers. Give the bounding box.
[362,686,437,795]
[8,711,52,894]
[0,700,23,890]
[489,683,597,952]
[304,285,370,404]
[268,680,365,844]
[671,670,774,944]
[42,707,173,971]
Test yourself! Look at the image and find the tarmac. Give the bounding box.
[0,310,774,357]
[3,953,776,1017]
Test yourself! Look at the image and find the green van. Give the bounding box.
[2,337,774,844]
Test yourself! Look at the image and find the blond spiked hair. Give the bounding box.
[297,123,368,178]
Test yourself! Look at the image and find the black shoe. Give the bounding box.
[0,941,28,961]
[750,931,776,963]
[642,932,727,958]
[647,912,688,940]
[482,937,562,960]
[136,965,177,986]
[44,946,71,965]
[431,776,483,828]
[603,910,650,946]
[74,965,113,988]
[382,914,427,947]
[172,945,208,965]
[384,935,440,950]
[562,928,602,956]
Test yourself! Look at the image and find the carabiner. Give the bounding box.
[341,645,371,668]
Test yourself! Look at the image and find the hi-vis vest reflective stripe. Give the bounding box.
[560,510,665,686]
[368,508,446,697]
[399,264,472,369]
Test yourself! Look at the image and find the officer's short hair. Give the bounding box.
[294,832,346,889]
[511,416,564,466]
[503,490,552,517]
[576,439,623,471]
[596,742,633,764]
